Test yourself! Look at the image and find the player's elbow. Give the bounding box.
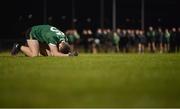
[51,51,65,57]
[51,52,59,56]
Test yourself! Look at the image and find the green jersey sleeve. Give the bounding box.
[47,35,58,45]
[47,35,68,45]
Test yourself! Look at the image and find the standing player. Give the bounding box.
[146,26,156,52]
[11,25,78,57]
[163,29,171,52]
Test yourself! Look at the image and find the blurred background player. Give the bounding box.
[146,26,156,52]
[138,30,146,53]
[155,28,164,53]
[163,29,171,52]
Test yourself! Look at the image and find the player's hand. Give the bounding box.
[68,51,78,56]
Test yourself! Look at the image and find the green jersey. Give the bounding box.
[112,33,120,45]
[147,31,156,39]
[30,25,68,45]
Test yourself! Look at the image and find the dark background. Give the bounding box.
[0,0,179,38]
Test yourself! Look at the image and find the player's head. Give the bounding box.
[58,41,71,54]
[178,27,180,32]
[149,26,153,31]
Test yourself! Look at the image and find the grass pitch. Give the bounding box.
[0,52,180,108]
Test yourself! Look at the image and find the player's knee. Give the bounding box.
[30,53,38,57]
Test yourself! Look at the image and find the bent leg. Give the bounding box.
[39,43,52,56]
[20,40,39,57]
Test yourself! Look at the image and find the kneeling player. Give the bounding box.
[11,25,78,57]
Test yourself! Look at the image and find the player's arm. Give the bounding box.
[48,44,69,57]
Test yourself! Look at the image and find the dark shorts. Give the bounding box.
[39,43,50,56]
[140,37,146,45]
[147,37,155,43]
[25,27,36,40]
[163,38,169,44]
